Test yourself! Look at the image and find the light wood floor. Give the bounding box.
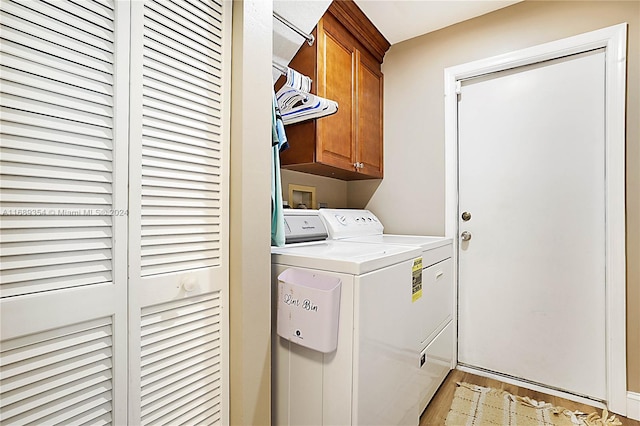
[420,369,640,425]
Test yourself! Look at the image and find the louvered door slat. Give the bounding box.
[142,116,219,143]
[141,375,220,420]
[68,0,114,21]
[1,1,113,45]
[145,18,222,65]
[141,330,219,373]
[0,317,115,424]
[1,163,111,183]
[142,382,221,426]
[4,383,113,425]
[143,144,219,164]
[1,260,111,285]
[143,125,221,150]
[1,226,112,244]
[2,238,112,257]
[0,11,113,63]
[1,94,112,127]
[1,108,113,140]
[142,186,218,200]
[139,294,222,425]
[1,81,112,118]
[140,234,216,247]
[144,79,221,115]
[56,405,112,426]
[143,92,221,127]
[142,84,220,119]
[2,250,112,274]
[0,121,113,151]
[144,59,221,100]
[1,148,112,173]
[40,0,113,32]
[1,189,111,206]
[141,361,220,403]
[0,136,111,161]
[143,172,219,189]
[1,40,112,90]
[142,154,220,176]
[145,0,222,45]
[1,175,111,194]
[144,47,221,92]
[2,364,112,407]
[1,272,113,299]
[0,60,112,101]
[1,0,114,42]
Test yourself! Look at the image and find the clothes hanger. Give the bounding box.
[275,67,338,124]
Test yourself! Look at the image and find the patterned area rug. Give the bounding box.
[445,382,622,426]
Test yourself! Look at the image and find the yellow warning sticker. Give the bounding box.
[412,257,423,302]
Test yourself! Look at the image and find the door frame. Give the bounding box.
[444,24,627,414]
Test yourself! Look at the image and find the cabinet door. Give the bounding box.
[357,52,384,178]
[316,19,357,172]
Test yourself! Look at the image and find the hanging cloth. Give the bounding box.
[271,89,287,247]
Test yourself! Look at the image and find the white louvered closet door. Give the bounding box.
[0,1,129,425]
[128,1,231,425]
[1,0,231,424]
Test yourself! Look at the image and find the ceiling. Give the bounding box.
[353,0,522,45]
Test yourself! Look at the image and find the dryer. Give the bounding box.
[272,210,423,426]
[318,209,455,413]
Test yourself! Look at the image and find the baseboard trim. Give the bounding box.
[628,392,640,421]
[456,365,607,410]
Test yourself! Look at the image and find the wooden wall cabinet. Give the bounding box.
[279,0,390,180]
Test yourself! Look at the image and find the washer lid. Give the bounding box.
[345,234,452,251]
[271,241,421,275]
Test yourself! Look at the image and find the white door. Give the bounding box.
[1,0,231,424]
[0,1,129,423]
[127,1,231,424]
[457,49,607,400]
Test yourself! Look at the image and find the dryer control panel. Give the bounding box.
[319,209,384,239]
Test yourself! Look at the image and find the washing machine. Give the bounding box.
[271,210,423,426]
[318,209,455,413]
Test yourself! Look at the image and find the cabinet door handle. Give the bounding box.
[435,271,444,279]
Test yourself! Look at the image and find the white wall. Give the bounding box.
[229,1,273,424]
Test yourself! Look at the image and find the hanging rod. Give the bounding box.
[273,11,315,46]
[272,62,288,76]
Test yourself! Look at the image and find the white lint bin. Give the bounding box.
[277,268,342,353]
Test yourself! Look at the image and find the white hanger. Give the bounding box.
[276,68,338,125]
